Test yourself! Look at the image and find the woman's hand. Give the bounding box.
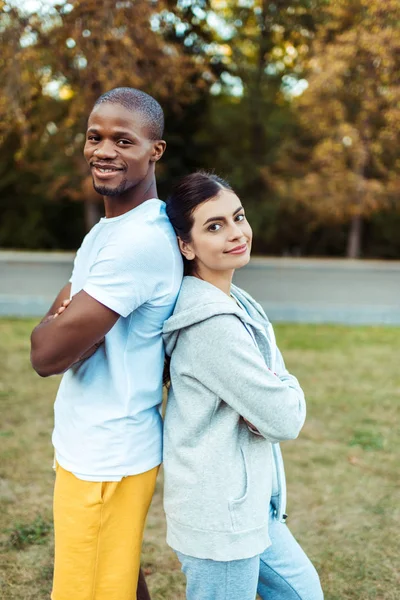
[242,417,262,436]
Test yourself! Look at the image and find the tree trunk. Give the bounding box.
[347,214,362,258]
[248,1,270,162]
[84,200,102,231]
[137,567,151,600]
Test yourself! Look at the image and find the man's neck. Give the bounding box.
[103,179,158,219]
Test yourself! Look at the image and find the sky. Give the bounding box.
[7,0,308,99]
[7,0,64,14]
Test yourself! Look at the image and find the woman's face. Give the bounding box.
[179,189,252,278]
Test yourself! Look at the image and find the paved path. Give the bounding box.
[234,257,400,325]
[1,251,399,325]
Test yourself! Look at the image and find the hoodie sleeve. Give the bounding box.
[185,314,306,443]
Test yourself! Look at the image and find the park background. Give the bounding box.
[1,0,400,258]
[0,1,399,599]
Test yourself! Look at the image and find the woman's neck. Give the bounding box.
[192,267,234,296]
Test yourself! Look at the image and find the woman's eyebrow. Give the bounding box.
[203,206,243,226]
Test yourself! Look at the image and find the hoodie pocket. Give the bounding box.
[228,446,249,531]
[228,441,272,533]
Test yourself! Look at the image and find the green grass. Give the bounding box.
[6,517,52,551]
[0,319,399,599]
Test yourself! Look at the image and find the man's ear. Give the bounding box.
[150,140,167,162]
[178,237,195,261]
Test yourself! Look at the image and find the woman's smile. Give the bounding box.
[224,243,248,255]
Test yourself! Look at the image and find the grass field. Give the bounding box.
[0,319,399,600]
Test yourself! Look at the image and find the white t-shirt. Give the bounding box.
[52,199,183,481]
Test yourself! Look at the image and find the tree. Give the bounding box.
[182,1,322,249]
[0,0,213,237]
[269,0,400,257]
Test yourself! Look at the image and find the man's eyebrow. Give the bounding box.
[86,127,136,138]
[203,205,243,226]
[112,130,136,138]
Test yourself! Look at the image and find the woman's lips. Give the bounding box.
[226,243,248,255]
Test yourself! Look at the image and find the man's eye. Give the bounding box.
[208,223,221,232]
[117,139,132,145]
[88,135,100,141]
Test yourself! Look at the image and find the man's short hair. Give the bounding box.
[94,87,164,140]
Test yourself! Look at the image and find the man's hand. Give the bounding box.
[38,298,71,325]
[77,338,105,362]
[52,298,71,318]
[40,282,72,322]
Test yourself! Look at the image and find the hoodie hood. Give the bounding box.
[163,276,269,356]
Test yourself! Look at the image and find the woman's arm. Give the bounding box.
[185,315,306,442]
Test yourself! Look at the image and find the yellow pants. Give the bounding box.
[52,462,158,600]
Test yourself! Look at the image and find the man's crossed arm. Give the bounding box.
[30,283,119,377]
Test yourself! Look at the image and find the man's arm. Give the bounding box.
[30,290,119,377]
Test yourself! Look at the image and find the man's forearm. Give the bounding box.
[31,317,105,377]
[30,289,119,377]
[30,318,78,377]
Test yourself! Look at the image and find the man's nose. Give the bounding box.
[93,140,117,159]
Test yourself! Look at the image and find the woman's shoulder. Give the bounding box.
[172,277,232,313]
[231,284,271,324]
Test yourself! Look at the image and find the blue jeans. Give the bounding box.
[176,505,323,600]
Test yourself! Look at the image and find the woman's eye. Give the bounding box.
[236,213,245,222]
[208,223,221,232]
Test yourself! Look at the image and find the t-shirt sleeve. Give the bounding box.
[69,247,81,284]
[83,230,163,317]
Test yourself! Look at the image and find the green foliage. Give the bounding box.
[0,0,399,256]
[7,516,52,550]
[267,0,400,255]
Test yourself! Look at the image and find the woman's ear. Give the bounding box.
[178,237,195,261]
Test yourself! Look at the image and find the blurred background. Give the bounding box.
[1,3,399,599]
[1,0,399,259]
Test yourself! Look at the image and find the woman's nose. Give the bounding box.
[228,222,244,240]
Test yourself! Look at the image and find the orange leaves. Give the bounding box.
[269,0,400,229]
[0,0,212,200]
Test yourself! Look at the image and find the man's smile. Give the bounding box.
[91,162,125,180]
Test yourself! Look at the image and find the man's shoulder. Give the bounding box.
[76,201,180,278]
[111,200,165,232]
[116,202,177,251]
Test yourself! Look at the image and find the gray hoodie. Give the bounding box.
[162,276,306,561]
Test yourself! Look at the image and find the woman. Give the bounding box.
[162,172,323,600]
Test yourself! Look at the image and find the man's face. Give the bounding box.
[83,103,161,197]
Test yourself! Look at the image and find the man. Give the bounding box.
[30,88,183,600]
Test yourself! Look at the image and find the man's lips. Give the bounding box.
[225,243,248,255]
[91,163,124,180]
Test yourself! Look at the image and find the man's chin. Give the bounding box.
[93,183,126,197]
